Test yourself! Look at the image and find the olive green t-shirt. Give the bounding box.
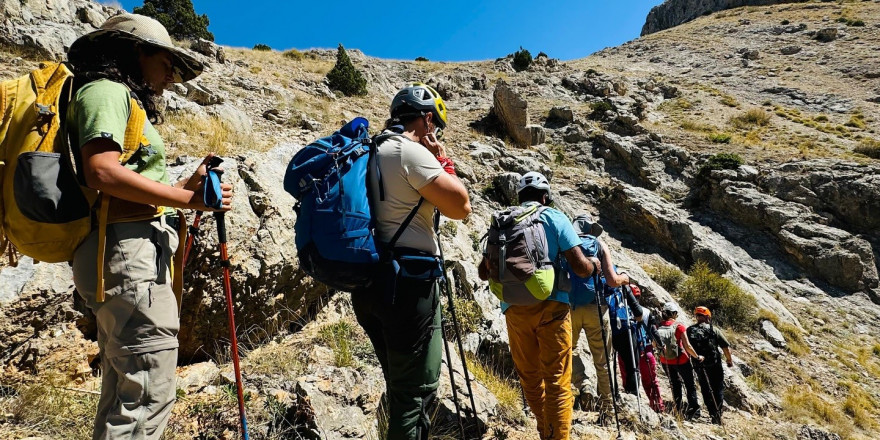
[67,79,170,186]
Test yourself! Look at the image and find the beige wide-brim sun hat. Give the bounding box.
[68,13,204,83]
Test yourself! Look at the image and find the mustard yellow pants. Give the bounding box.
[505,300,573,440]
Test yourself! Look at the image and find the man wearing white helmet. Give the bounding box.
[478,171,599,440]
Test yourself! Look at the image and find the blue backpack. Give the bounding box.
[283,118,419,292]
[565,235,603,308]
[605,285,648,349]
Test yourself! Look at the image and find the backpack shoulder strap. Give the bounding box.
[95,90,154,303]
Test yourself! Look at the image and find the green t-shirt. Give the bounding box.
[67,79,170,186]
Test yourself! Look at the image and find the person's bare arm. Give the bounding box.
[563,245,600,278]
[418,173,471,220]
[723,347,733,366]
[81,139,232,211]
[599,241,630,287]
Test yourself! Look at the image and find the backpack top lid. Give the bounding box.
[283,117,371,201]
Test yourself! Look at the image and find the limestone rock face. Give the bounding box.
[168,144,330,361]
[0,0,115,58]
[492,80,545,147]
[641,0,798,35]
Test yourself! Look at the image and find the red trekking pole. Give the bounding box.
[205,160,250,440]
[182,211,202,266]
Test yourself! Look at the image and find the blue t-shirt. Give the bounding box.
[501,202,582,313]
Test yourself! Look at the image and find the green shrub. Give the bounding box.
[283,49,304,60]
[326,44,367,96]
[134,0,213,41]
[589,101,613,119]
[512,47,532,72]
[253,43,271,51]
[318,320,356,367]
[702,152,743,172]
[646,263,685,293]
[707,132,732,144]
[854,139,880,158]
[677,261,757,329]
[730,108,771,129]
[414,56,429,62]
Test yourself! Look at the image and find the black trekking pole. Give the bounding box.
[440,312,466,438]
[182,210,203,266]
[622,289,643,419]
[596,287,623,439]
[696,361,726,430]
[205,159,250,440]
[435,225,481,438]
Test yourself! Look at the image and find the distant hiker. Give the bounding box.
[657,302,704,419]
[564,214,632,424]
[608,284,644,395]
[65,14,232,440]
[479,173,600,440]
[687,306,733,424]
[351,83,470,440]
[622,286,665,413]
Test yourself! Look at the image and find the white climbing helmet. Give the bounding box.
[516,171,551,194]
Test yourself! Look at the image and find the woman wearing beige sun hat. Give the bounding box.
[65,13,233,440]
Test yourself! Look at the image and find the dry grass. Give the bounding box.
[680,119,716,132]
[730,108,771,129]
[853,139,880,158]
[159,112,257,157]
[465,355,526,425]
[782,385,852,439]
[0,378,99,439]
[244,340,306,377]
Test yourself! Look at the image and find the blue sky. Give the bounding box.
[116,1,665,61]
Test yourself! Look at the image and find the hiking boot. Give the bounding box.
[710,413,722,425]
[595,411,611,427]
[684,406,701,420]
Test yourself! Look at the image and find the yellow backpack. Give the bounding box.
[0,62,164,302]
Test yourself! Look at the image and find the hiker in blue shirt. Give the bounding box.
[478,172,599,440]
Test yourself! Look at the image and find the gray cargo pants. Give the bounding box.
[73,216,180,440]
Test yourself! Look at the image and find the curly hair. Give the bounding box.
[68,38,164,124]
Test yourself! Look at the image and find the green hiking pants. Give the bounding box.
[352,275,442,440]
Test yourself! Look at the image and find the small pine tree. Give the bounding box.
[326,44,367,97]
[134,0,213,41]
[512,46,532,72]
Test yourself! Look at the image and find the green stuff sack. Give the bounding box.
[485,204,555,305]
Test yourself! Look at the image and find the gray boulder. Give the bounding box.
[191,38,226,64]
[759,320,787,349]
[492,80,545,147]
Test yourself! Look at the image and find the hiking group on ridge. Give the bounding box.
[0,13,739,440]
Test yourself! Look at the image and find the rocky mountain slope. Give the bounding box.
[641,0,800,35]
[2,1,880,439]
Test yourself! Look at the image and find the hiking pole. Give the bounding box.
[696,361,725,430]
[440,312,466,439]
[206,160,250,440]
[596,291,623,439]
[623,302,643,420]
[182,211,203,266]
[435,225,481,437]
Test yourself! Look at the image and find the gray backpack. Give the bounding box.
[657,323,682,361]
[485,204,555,305]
